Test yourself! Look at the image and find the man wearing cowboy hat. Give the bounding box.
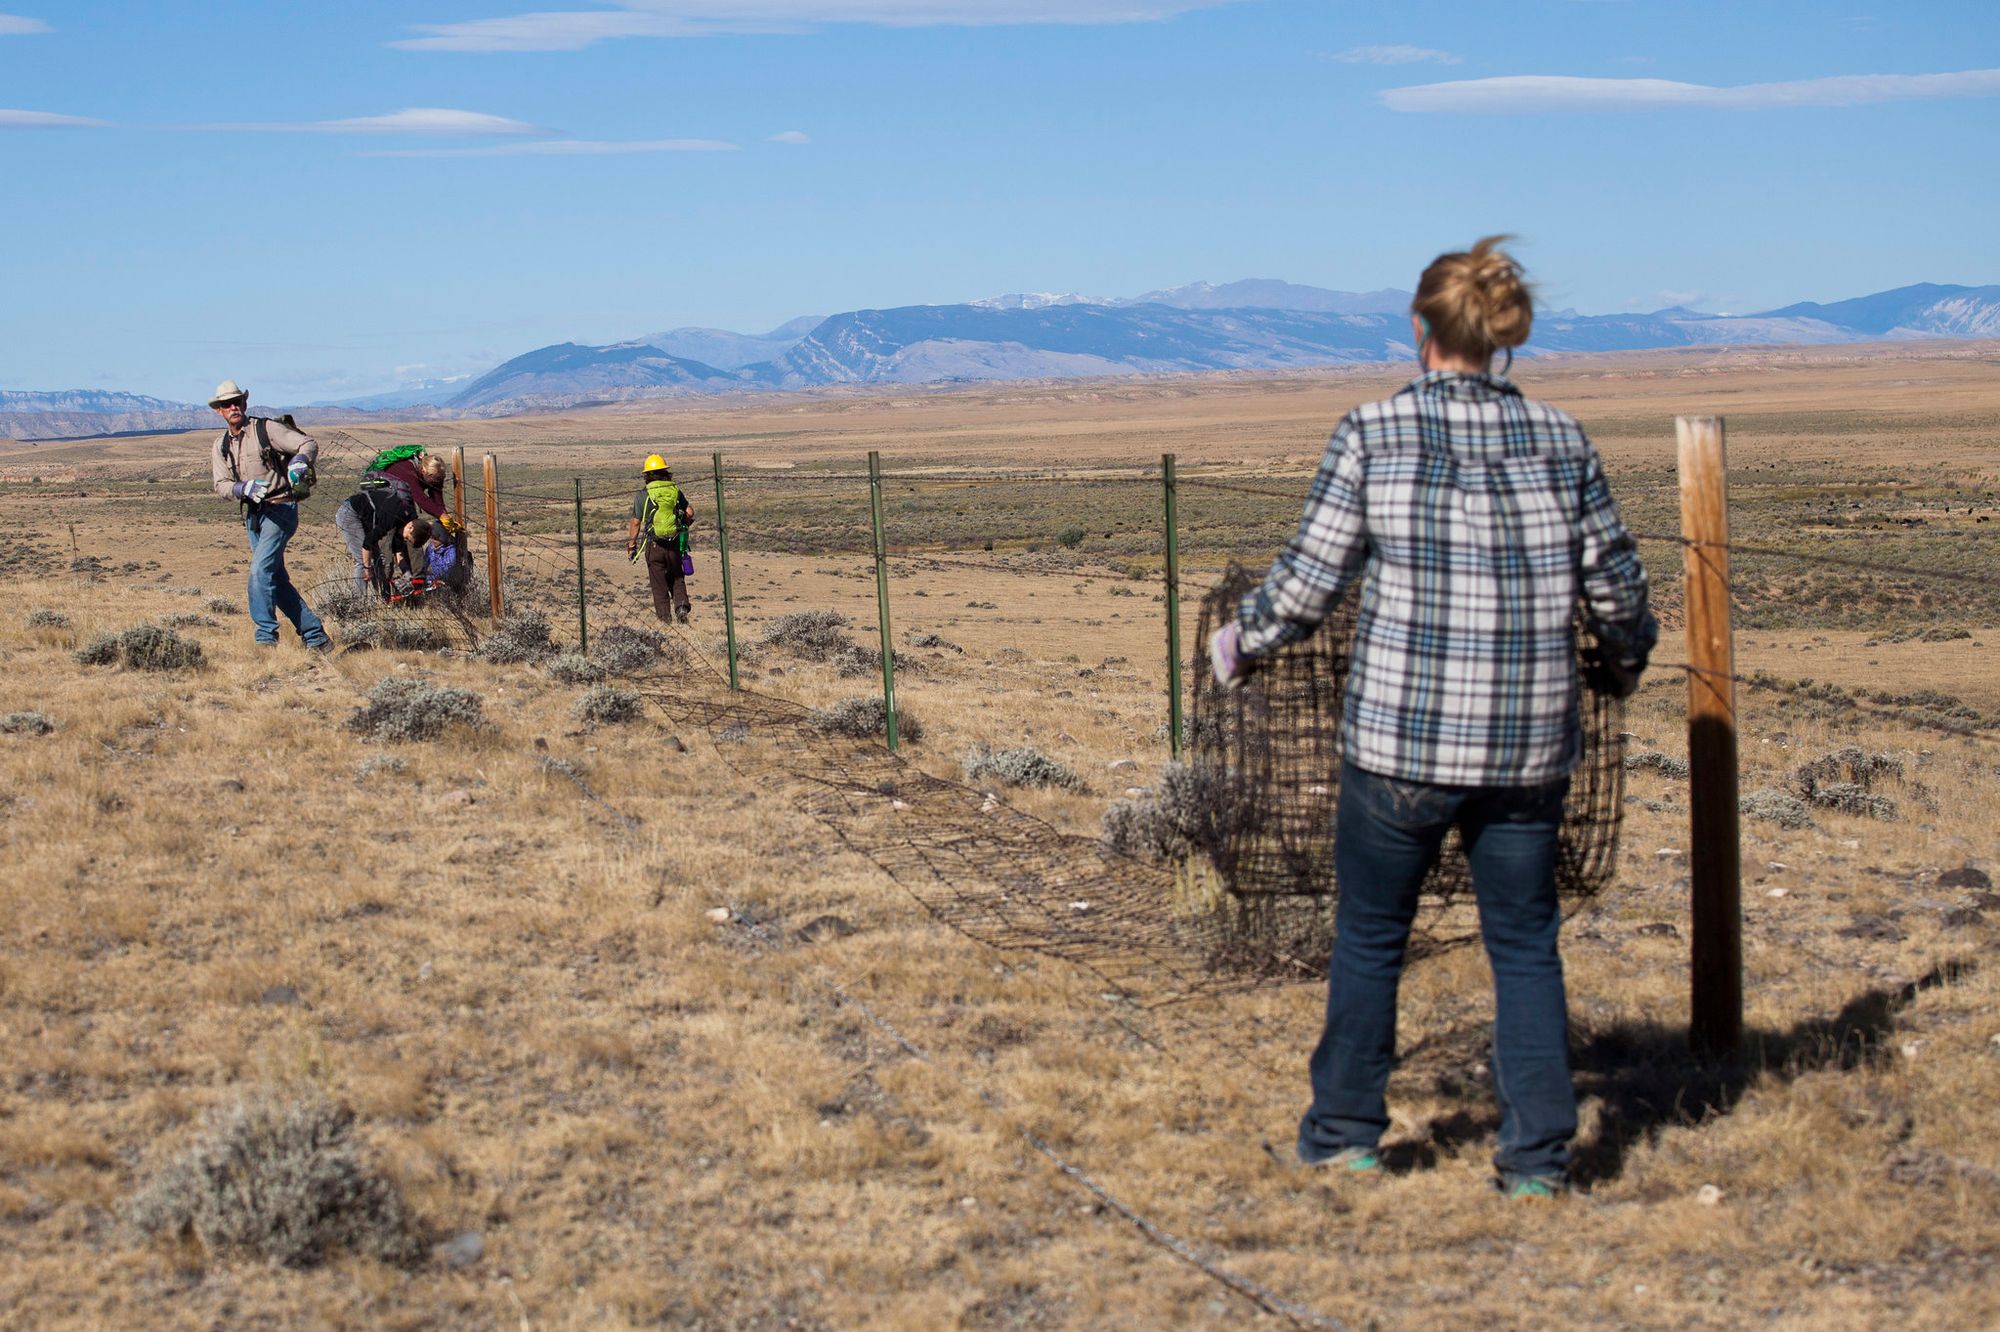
[208,379,331,649]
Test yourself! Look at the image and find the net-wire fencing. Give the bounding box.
[270,425,2000,1013]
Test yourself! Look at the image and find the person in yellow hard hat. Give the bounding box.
[626,454,695,624]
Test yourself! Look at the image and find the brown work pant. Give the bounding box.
[645,538,689,621]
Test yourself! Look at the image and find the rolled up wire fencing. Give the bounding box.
[1180,567,1629,974]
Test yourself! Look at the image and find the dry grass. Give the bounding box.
[1,344,1997,1328]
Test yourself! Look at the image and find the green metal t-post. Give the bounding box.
[1162,453,1183,759]
[572,476,588,656]
[868,450,900,752]
[712,451,740,691]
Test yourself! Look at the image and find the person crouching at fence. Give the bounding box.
[208,380,332,650]
[625,453,694,625]
[1209,237,1657,1199]
[336,474,426,601]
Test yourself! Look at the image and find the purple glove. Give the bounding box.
[1209,622,1251,690]
[234,478,271,504]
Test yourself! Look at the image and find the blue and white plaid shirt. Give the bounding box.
[1237,370,1656,788]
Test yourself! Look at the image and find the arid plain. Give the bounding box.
[2,341,1998,1329]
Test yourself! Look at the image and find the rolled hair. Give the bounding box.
[1412,235,1534,365]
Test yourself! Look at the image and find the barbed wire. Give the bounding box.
[1630,530,1994,588]
[1178,477,1313,502]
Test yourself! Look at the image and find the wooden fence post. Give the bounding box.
[482,453,504,621]
[1679,415,1742,1057]
[450,446,467,533]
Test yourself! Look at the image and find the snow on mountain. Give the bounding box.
[971,292,1098,310]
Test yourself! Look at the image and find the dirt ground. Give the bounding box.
[1,342,1997,1329]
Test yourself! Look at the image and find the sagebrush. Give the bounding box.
[73,624,204,671]
[962,744,1085,791]
[122,1092,425,1269]
[345,678,485,742]
[589,624,665,674]
[810,696,922,742]
[574,685,645,725]
[475,610,556,664]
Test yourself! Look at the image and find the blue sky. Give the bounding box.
[2,1,1995,401]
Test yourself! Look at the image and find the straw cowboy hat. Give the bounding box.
[207,379,249,408]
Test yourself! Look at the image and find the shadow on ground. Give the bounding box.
[1382,960,1974,1184]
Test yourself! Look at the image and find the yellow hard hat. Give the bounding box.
[643,454,669,473]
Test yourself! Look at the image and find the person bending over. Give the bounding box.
[336,477,424,601]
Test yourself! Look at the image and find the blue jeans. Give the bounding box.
[1298,762,1575,1180]
[243,504,328,647]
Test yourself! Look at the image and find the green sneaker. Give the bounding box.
[1499,1173,1566,1200]
[1264,1141,1381,1174]
[1320,1146,1382,1174]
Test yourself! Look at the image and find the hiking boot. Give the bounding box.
[675,607,691,625]
[1497,1172,1567,1200]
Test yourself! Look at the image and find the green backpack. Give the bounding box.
[366,443,427,474]
[643,479,687,547]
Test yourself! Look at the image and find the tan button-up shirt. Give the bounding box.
[211,415,318,504]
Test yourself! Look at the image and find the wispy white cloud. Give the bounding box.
[0,15,49,35]
[368,137,738,156]
[0,108,106,128]
[392,1,1235,52]
[1322,44,1460,66]
[1383,67,2000,113]
[769,129,810,144]
[226,107,545,135]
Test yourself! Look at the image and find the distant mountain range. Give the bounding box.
[5,281,1997,440]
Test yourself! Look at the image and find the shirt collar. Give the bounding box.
[1401,369,1522,402]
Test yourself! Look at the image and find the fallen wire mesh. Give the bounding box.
[1184,567,1630,972]
[629,639,1260,1007]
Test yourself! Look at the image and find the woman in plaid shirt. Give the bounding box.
[1211,237,1657,1197]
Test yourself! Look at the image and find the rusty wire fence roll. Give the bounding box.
[1183,565,1629,974]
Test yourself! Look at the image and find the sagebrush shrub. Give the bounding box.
[206,597,240,615]
[354,754,408,779]
[316,585,376,624]
[758,610,857,660]
[1,711,55,736]
[544,653,604,685]
[1739,787,1815,830]
[122,1092,424,1269]
[26,609,70,629]
[344,616,453,652]
[589,624,664,674]
[345,678,485,742]
[962,744,1086,792]
[1056,526,1086,548]
[1100,761,1250,862]
[474,610,556,664]
[810,696,922,742]
[161,612,220,629]
[1625,751,1691,780]
[574,685,644,725]
[74,625,205,671]
[122,626,201,670]
[905,631,962,653]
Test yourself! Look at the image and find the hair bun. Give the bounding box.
[1413,235,1534,359]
